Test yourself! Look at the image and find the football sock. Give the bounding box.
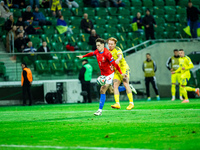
[114,95,120,103]
[127,93,133,103]
[118,86,126,92]
[180,86,188,100]
[179,85,182,97]
[185,86,196,92]
[171,84,176,97]
[172,96,175,99]
[99,94,106,109]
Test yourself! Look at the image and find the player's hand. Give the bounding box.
[115,59,119,64]
[76,55,83,59]
[171,71,175,74]
[122,74,127,78]
[182,67,185,70]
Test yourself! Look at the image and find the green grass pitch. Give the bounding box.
[0,99,200,150]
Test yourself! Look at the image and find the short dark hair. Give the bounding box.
[188,1,192,3]
[82,59,88,63]
[21,62,27,67]
[179,49,184,51]
[58,15,63,19]
[146,53,151,56]
[96,38,105,44]
[174,49,178,52]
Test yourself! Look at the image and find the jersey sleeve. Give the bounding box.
[83,51,95,58]
[116,47,123,55]
[185,56,194,70]
[175,59,182,73]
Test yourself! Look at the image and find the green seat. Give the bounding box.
[96,7,108,16]
[153,7,164,17]
[126,39,138,48]
[52,34,65,43]
[176,6,187,15]
[105,25,118,33]
[48,60,64,73]
[154,17,165,26]
[83,7,95,16]
[41,34,53,44]
[43,26,55,35]
[105,16,118,25]
[118,7,130,16]
[130,0,142,8]
[71,26,81,34]
[46,17,57,26]
[130,7,142,16]
[79,33,90,42]
[10,8,22,18]
[143,0,153,8]
[178,0,188,7]
[175,23,185,33]
[35,60,50,74]
[62,8,72,17]
[116,24,126,33]
[0,62,6,76]
[164,6,176,15]
[77,42,90,51]
[61,59,77,74]
[95,17,106,25]
[154,26,165,33]
[117,41,127,50]
[174,31,181,38]
[107,7,118,16]
[51,42,64,51]
[0,18,5,27]
[71,8,83,16]
[118,16,130,24]
[103,33,113,40]
[165,14,176,22]
[39,8,47,16]
[70,16,82,26]
[88,59,99,74]
[66,34,77,45]
[176,14,187,23]
[127,32,139,41]
[31,37,41,48]
[154,0,164,8]
[165,0,175,6]
[115,33,126,42]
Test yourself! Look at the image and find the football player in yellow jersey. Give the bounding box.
[166,49,182,101]
[172,49,199,103]
[107,37,137,110]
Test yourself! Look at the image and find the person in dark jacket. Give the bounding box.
[81,13,94,34]
[14,0,25,8]
[14,32,30,52]
[142,9,157,40]
[23,5,39,26]
[33,7,52,26]
[21,62,33,106]
[132,12,143,29]
[187,1,200,38]
[89,29,100,50]
[4,15,14,31]
[79,59,93,103]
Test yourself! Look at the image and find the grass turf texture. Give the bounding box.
[0,99,200,150]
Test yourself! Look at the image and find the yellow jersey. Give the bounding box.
[109,46,129,69]
[175,56,194,79]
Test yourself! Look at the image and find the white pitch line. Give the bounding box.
[0,144,154,150]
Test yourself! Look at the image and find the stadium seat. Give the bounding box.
[107,7,118,16]
[79,33,90,42]
[165,0,175,6]
[52,34,65,43]
[71,8,83,16]
[71,26,81,34]
[94,24,105,35]
[95,17,106,25]
[48,60,64,73]
[154,0,164,8]
[165,14,176,22]
[130,7,142,16]
[153,7,165,17]
[176,14,187,23]
[115,33,126,42]
[77,42,90,51]
[43,26,56,35]
[127,32,139,41]
[178,0,188,7]
[51,42,64,51]
[95,7,108,16]
[10,8,22,18]
[103,33,113,40]
[126,39,138,48]
[35,60,50,74]
[61,59,77,74]
[41,34,52,44]
[105,25,118,33]
[106,16,118,25]
[116,24,126,33]
[118,7,130,16]
[154,17,165,26]
[143,0,153,8]
[117,41,127,50]
[164,6,176,15]
[130,0,142,8]
[118,16,130,25]
[66,34,77,45]
[31,37,41,48]
[83,7,95,16]
[61,8,72,17]
[0,18,5,27]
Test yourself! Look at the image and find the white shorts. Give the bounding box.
[105,72,114,85]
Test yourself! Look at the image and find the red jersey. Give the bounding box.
[83,48,122,76]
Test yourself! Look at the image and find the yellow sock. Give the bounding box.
[180,86,188,100]
[127,93,133,103]
[179,85,182,97]
[114,95,119,103]
[185,86,196,92]
[171,84,176,96]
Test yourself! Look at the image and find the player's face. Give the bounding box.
[146,54,151,60]
[179,51,184,57]
[174,51,179,56]
[108,40,116,51]
[96,42,104,52]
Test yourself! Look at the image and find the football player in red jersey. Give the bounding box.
[77,38,126,116]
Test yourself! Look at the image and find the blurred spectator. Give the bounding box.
[23,6,39,26]
[142,9,157,40]
[81,13,94,34]
[14,32,30,52]
[50,0,62,17]
[132,12,143,30]
[4,15,14,31]
[89,29,100,50]
[65,0,79,9]
[23,41,37,52]
[16,16,25,27]
[3,0,19,8]
[0,1,12,19]
[91,0,99,7]
[83,0,91,6]
[17,25,25,35]
[111,0,125,7]
[33,7,52,26]
[14,0,26,8]
[6,25,17,52]
[40,0,49,8]
[79,59,93,103]
[38,41,50,52]
[57,15,73,34]
[30,0,39,8]
[187,1,200,38]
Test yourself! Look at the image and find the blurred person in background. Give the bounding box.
[81,13,94,34]
[0,1,13,19]
[89,29,100,50]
